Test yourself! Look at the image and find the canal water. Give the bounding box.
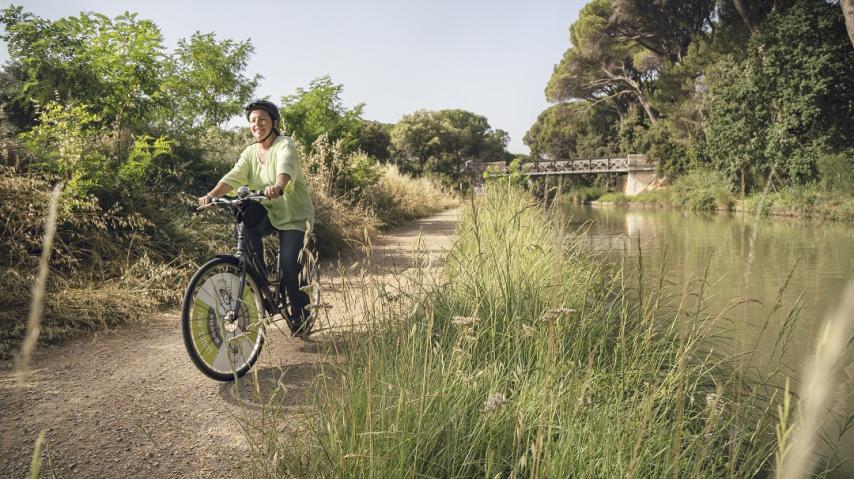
[562,202,854,473]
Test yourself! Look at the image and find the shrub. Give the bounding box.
[597,192,628,205]
[565,186,606,203]
[668,170,733,211]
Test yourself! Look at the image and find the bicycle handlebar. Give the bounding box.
[196,188,268,211]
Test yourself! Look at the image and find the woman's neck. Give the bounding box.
[258,134,276,150]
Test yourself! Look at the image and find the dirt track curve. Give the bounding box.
[0,208,460,478]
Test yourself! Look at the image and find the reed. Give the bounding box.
[249,184,836,478]
[15,183,62,387]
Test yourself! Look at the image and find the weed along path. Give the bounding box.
[0,208,460,478]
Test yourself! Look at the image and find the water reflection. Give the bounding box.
[564,203,854,474]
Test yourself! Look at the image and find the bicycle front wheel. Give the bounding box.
[181,256,265,381]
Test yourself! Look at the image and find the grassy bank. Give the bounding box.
[252,185,823,478]
[587,171,854,222]
[1,160,456,358]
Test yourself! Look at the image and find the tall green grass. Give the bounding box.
[258,185,818,478]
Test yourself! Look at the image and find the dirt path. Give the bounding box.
[0,208,460,478]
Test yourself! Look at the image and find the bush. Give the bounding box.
[668,170,733,211]
[816,150,854,193]
[745,186,854,222]
[597,192,629,205]
[564,186,606,203]
[631,189,671,206]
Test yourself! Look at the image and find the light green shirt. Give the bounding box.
[220,135,314,232]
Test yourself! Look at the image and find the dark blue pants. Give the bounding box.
[239,216,309,321]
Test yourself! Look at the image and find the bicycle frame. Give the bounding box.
[232,220,284,319]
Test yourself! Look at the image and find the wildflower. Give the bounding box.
[706,392,724,417]
[521,324,536,337]
[452,315,478,327]
[540,308,576,324]
[483,393,508,412]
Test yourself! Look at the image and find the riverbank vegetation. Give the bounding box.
[525,0,853,220]
[0,6,470,356]
[248,184,847,477]
[583,170,854,222]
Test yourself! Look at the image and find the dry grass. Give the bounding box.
[301,136,458,255]
[15,183,61,386]
[777,281,854,479]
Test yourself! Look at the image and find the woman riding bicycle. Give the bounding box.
[197,99,315,332]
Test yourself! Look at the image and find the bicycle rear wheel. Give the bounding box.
[181,256,265,381]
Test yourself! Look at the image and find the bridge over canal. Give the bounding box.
[474,154,657,195]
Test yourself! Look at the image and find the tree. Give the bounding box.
[0,6,262,203]
[353,120,392,161]
[0,6,166,133]
[704,0,854,192]
[390,109,509,178]
[524,102,619,160]
[608,0,716,63]
[546,0,660,125]
[165,32,259,130]
[279,76,364,152]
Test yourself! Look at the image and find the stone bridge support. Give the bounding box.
[624,170,657,196]
[623,154,656,196]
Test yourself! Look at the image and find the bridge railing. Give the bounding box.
[469,154,653,179]
[526,155,651,176]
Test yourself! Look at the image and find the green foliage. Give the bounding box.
[621,120,690,178]
[564,185,606,203]
[353,119,392,161]
[703,0,854,192]
[743,186,854,222]
[524,102,619,160]
[280,76,364,153]
[0,5,258,140]
[1,6,166,132]
[18,101,107,197]
[546,0,659,125]
[390,109,509,179]
[118,135,173,195]
[597,191,628,205]
[485,157,528,189]
[17,100,174,201]
[816,150,854,193]
[533,0,852,201]
[608,0,716,63]
[665,170,733,211]
[346,152,383,197]
[165,32,259,130]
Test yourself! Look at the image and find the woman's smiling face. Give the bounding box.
[249,109,274,142]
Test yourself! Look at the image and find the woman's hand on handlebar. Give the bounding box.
[264,184,283,199]
[198,194,214,207]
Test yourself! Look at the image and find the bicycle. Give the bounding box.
[181,186,323,381]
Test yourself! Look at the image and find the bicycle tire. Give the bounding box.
[181,256,265,381]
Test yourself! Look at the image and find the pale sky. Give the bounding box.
[1,0,585,154]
